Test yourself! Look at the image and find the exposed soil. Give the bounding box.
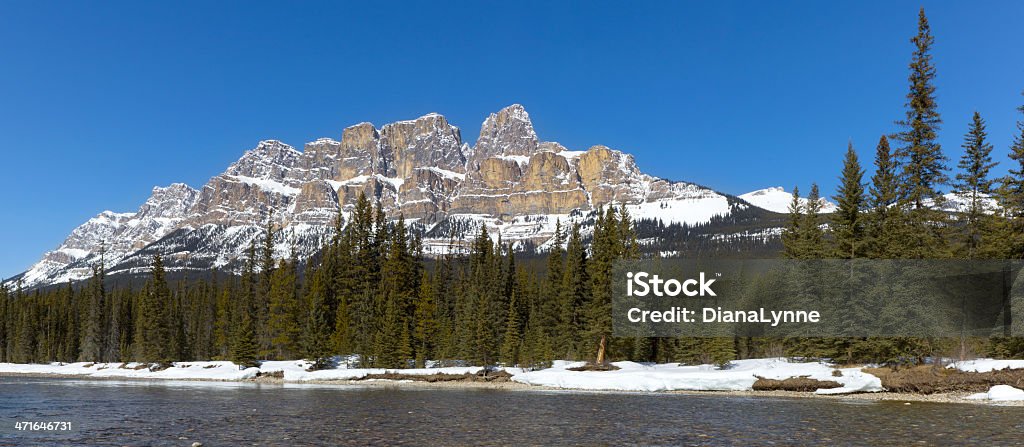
[567,363,621,372]
[358,370,514,383]
[752,376,843,392]
[863,365,1024,394]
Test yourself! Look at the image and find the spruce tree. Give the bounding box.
[1000,92,1024,258]
[892,8,949,258]
[303,267,333,369]
[558,223,588,359]
[832,142,866,258]
[231,309,259,368]
[894,8,947,210]
[781,187,804,258]
[139,255,172,365]
[268,258,300,359]
[499,289,523,366]
[867,136,902,258]
[413,270,437,368]
[953,111,998,258]
[801,184,826,258]
[79,264,106,362]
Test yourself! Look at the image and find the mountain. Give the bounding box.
[7,105,781,289]
[739,187,838,214]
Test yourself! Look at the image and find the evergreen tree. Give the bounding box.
[138,255,172,365]
[231,309,259,368]
[953,111,998,258]
[832,142,866,258]
[499,289,522,366]
[894,7,947,210]
[558,223,588,359]
[867,136,903,258]
[303,266,333,369]
[268,258,300,359]
[257,221,276,357]
[781,187,803,258]
[79,264,106,362]
[892,8,949,258]
[1000,92,1024,258]
[413,270,437,368]
[801,183,826,258]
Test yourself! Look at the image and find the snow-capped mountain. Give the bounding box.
[9,104,767,289]
[739,187,838,214]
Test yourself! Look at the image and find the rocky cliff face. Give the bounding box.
[10,104,756,289]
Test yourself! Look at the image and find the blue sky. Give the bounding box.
[1,1,1023,278]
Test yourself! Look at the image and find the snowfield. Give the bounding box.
[512,358,882,394]
[0,358,883,394]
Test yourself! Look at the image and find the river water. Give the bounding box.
[0,377,1021,446]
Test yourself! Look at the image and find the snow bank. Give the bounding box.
[967,385,1024,402]
[257,360,487,381]
[0,361,259,380]
[0,358,883,394]
[949,359,1024,373]
[0,360,490,382]
[512,358,882,394]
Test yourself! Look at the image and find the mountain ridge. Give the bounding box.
[7,104,784,289]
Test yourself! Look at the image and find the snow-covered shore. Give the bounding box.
[3,357,1023,403]
[0,358,876,393]
[512,358,881,394]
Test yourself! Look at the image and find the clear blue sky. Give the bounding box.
[2,1,1023,278]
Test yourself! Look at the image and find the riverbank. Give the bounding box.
[3,370,1020,405]
[2,358,1022,405]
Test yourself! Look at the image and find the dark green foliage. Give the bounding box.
[893,8,947,211]
[866,136,904,258]
[954,112,999,258]
[832,142,866,258]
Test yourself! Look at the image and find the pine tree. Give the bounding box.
[499,288,523,366]
[892,8,949,258]
[213,281,233,359]
[231,309,259,368]
[832,142,867,258]
[781,186,804,258]
[801,183,826,258]
[558,222,588,359]
[303,267,333,369]
[413,270,437,368]
[867,136,902,258]
[268,258,300,359]
[894,8,947,210]
[953,111,998,258]
[138,255,172,365]
[79,264,106,362]
[257,221,276,357]
[539,219,564,352]
[1000,92,1024,258]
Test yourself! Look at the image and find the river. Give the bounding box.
[0,377,1020,446]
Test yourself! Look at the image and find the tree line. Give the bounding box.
[0,193,653,368]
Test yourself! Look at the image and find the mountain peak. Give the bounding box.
[739,187,837,214]
[473,104,539,159]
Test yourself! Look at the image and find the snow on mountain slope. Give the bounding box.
[739,187,838,214]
